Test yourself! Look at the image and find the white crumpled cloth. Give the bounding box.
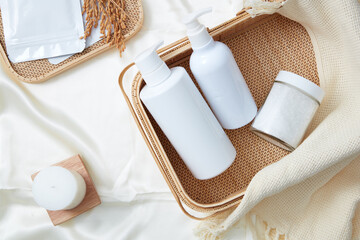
[0,0,253,239]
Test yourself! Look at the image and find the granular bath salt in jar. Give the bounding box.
[251,71,325,151]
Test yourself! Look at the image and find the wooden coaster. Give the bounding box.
[31,154,101,225]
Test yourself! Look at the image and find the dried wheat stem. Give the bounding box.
[82,0,127,55]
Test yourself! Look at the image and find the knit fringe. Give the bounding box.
[246,214,287,240]
[194,212,287,240]
[193,218,224,240]
[244,0,286,17]
[263,225,286,240]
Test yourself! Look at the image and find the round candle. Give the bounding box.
[32,166,86,211]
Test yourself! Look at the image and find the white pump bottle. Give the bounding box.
[136,41,236,180]
[183,8,257,129]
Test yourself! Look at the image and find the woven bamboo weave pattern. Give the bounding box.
[132,14,319,207]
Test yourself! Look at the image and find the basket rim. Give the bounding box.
[128,11,275,213]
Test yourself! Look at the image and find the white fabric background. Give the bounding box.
[0,0,254,239]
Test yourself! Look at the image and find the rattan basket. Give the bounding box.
[0,0,143,83]
[119,10,319,219]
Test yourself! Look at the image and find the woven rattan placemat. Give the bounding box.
[0,0,143,83]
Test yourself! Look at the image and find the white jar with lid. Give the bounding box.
[251,71,325,151]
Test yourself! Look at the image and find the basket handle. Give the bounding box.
[118,63,228,220]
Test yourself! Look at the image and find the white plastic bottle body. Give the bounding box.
[190,41,257,129]
[140,67,236,180]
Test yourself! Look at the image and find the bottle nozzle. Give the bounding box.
[182,7,213,50]
[149,40,164,54]
[134,40,171,86]
[182,7,212,29]
[135,40,164,76]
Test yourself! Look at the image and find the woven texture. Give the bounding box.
[196,0,360,239]
[132,14,319,208]
[0,0,143,83]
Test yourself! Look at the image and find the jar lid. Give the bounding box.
[275,71,325,103]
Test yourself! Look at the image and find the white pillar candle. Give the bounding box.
[32,166,86,211]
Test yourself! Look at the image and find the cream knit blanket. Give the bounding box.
[196,0,360,239]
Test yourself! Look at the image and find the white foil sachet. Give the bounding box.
[0,0,85,63]
[48,0,102,65]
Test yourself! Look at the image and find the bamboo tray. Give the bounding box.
[0,0,143,83]
[119,10,319,219]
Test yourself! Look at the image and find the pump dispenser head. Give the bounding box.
[182,7,213,50]
[135,40,171,86]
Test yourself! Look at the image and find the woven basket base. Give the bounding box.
[135,14,319,206]
[0,0,143,83]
